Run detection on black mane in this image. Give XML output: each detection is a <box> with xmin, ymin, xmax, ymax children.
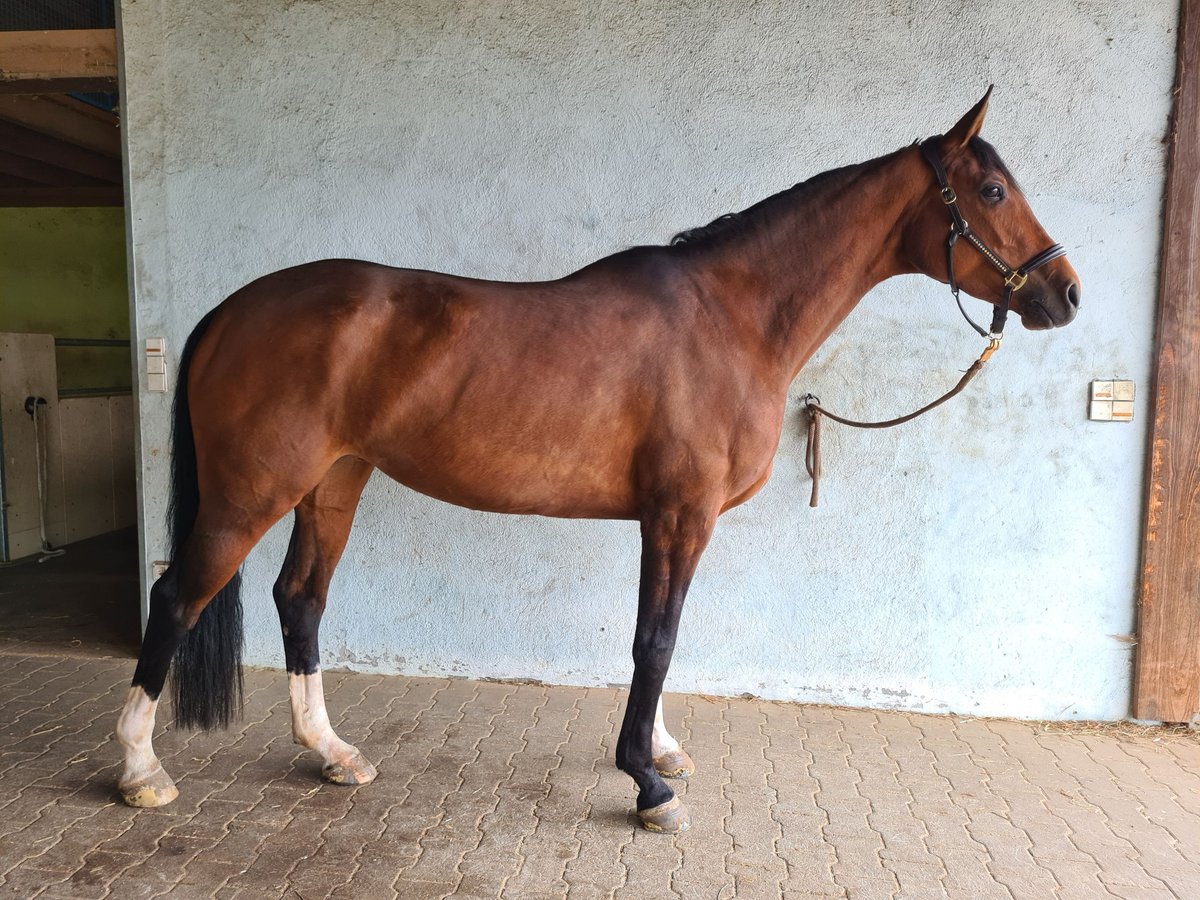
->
<box><xmin>668</xmin><ymin>138</ymin><xmax>1018</xmax><ymax>249</ymax></box>
<box><xmin>669</xmin><ymin>213</ymin><xmax>741</xmax><ymax>246</ymax></box>
<box><xmin>667</xmin><ymin>162</ymin><xmax>865</xmax><ymax>250</ymax></box>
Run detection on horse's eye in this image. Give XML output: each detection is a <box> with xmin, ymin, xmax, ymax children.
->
<box><xmin>981</xmin><ymin>183</ymin><xmax>1006</xmax><ymax>202</ymax></box>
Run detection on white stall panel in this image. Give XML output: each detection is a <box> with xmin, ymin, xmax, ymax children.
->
<box><xmin>0</xmin><ymin>333</ymin><xmax>59</xmax><ymax>561</ymax></box>
<box><xmin>109</xmin><ymin>395</ymin><xmax>137</xmax><ymax>529</ymax></box>
<box><xmin>60</xmin><ymin>397</ymin><xmax>116</xmax><ymax>543</ymax></box>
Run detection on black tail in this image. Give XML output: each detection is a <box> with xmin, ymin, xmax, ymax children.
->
<box><xmin>167</xmin><ymin>308</ymin><xmax>244</xmax><ymax>730</ymax></box>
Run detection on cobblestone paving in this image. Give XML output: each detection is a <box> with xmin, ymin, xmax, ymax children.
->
<box><xmin>1</xmin><ymin>651</ymin><xmax>1199</xmax><ymax>899</ymax></box>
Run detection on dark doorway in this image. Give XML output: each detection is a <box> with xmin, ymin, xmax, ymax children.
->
<box><xmin>0</xmin><ymin>527</ymin><xmax>139</xmax><ymax>657</ymax></box>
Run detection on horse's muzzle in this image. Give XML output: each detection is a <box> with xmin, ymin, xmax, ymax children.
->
<box><xmin>1023</xmin><ymin>281</ymin><xmax>1080</xmax><ymax>330</ymax></box>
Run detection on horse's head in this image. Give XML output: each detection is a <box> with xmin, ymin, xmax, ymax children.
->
<box><xmin>903</xmin><ymin>88</ymin><xmax>1080</xmax><ymax>332</ymax></box>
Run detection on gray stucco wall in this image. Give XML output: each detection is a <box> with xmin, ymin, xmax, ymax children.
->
<box><xmin>120</xmin><ymin>0</ymin><xmax>1177</xmax><ymax>719</ymax></box>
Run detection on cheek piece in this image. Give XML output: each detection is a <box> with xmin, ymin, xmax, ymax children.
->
<box><xmin>920</xmin><ymin>137</ymin><xmax>1067</xmax><ymax>339</ymax></box>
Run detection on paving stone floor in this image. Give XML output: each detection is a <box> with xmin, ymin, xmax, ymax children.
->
<box><xmin>1</xmin><ymin>651</ymin><xmax>1200</xmax><ymax>899</ymax></box>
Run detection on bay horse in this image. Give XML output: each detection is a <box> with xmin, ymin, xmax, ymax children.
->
<box><xmin>116</xmin><ymin>89</ymin><xmax>1079</xmax><ymax>833</ymax></box>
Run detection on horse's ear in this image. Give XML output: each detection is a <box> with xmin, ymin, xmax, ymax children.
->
<box><xmin>940</xmin><ymin>86</ymin><xmax>992</xmax><ymax>158</ymax></box>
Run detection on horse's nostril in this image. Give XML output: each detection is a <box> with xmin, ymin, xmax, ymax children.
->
<box><xmin>1067</xmin><ymin>283</ymin><xmax>1081</xmax><ymax>308</ymax></box>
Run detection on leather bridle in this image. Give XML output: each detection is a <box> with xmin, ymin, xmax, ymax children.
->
<box><xmin>801</xmin><ymin>137</ymin><xmax>1070</xmax><ymax>507</ymax></box>
<box><xmin>919</xmin><ymin>136</ymin><xmax>1067</xmax><ymax>341</ymax></box>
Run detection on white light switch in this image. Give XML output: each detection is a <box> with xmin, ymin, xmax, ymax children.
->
<box><xmin>1111</xmin><ymin>400</ymin><xmax>1134</xmax><ymax>422</ymax></box>
<box><xmin>1089</xmin><ymin>379</ymin><xmax>1134</xmax><ymax>422</ymax></box>
<box><xmin>146</xmin><ymin>338</ymin><xmax>168</xmax><ymax>393</ymax></box>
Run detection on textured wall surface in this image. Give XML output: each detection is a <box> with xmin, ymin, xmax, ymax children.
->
<box><xmin>120</xmin><ymin>0</ymin><xmax>1177</xmax><ymax>719</ymax></box>
<box><xmin>0</xmin><ymin>208</ymin><xmax>131</xmax><ymax>392</ymax></box>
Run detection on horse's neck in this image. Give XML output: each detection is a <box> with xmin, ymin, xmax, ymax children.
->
<box><xmin>698</xmin><ymin>147</ymin><xmax>923</xmax><ymax>384</ymax></box>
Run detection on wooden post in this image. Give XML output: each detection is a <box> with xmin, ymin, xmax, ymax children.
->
<box><xmin>1134</xmin><ymin>0</ymin><xmax>1200</xmax><ymax>723</ymax></box>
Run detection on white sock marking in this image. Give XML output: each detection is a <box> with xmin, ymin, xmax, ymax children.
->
<box><xmin>116</xmin><ymin>685</ymin><xmax>163</xmax><ymax>786</ymax></box>
<box><xmin>288</xmin><ymin>670</ymin><xmax>358</xmax><ymax>766</ymax></box>
<box><xmin>652</xmin><ymin>695</ymin><xmax>681</xmax><ymax>758</ymax></box>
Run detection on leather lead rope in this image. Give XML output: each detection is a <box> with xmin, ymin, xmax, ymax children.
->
<box><xmin>803</xmin><ymin>339</ymin><xmax>999</xmax><ymax>507</ymax></box>
<box><xmin>803</xmin><ymin>137</ymin><xmax>1067</xmax><ymax>508</ymax></box>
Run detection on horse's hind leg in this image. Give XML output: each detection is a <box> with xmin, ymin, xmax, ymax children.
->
<box><xmin>274</xmin><ymin>456</ymin><xmax>376</xmax><ymax>786</ymax></box>
<box><xmin>652</xmin><ymin>695</ymin><xmax>695</xmax><ymax>779</ymax></box>
<box><xmin>117</xmin><ymin>509</ymin><xmax>282</xmax><ymax>807</ymax></box>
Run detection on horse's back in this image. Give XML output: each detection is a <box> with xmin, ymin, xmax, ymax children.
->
<box><xmin>187</xmin><ymin>257</ymin><xmax>708</xmax><ymax>518</ymax></box>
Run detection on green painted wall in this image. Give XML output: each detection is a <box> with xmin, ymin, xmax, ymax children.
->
<box><xmin>0</xmin><ymin>207</ymin><xmax>131</xmax><ymax>393</ymax></box>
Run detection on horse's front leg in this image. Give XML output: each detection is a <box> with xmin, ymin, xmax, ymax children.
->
<box><xmin>616</xmin><ymin>503</ymin><xmax>716</xmax><ymax>833</ymax></box>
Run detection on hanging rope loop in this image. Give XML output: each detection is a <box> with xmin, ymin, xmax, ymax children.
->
<box><xmin>802</xmin><ymin>339</ymin><xmax>999</xmax><ymax>507</ymax></box>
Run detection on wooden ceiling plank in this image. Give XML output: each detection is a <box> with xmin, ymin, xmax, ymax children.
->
<box><xmin>0</xmin><ymin>173</ymin><xmax>43</xmax><ymax>188</ymax></box>
<box><xmin>0</xmin><ymin>95</ymin><xmax>119</xmax><ymax>157</ymax></box>
<box><xmin>0</xmin><ymin>29</ymin><xmax>118</xmax><ymax>94</ymax></box>
<box><xmin>0</xmin><ymin>185</ymin><xmax>122</xmax><ymax>207</ymax></box>
<box><xmin>0</xmin><ymin>119</ymin><xmax>121</xmax><ymax>183</ymax></box>
<box><xmin>0</xmin><ymin>148</ymin><xmax>109</xmax><ymax>186</ymax></box>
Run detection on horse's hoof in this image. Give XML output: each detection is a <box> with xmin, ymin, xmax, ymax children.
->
<box><xmin>322</xmin><ymin>751</ymin><xmax>377</xmax><ymax>785</ymax></box>
<box><xmin>638</xmin><ymin>795</ymin><xmax>691</xmax><ymax>834</ymax></box>
<box><xmin>654</xmin><ymin>748</ymin><xmax>695</xmax><ymax>779</ymax></box>
<box><xmin>119</xmin><ymin>766</ymin><xmax>179</xmax><ymax>808</ymax></box>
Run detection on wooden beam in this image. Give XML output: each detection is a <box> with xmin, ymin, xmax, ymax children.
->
<box><xmin>0</xmin><ymin>149</ymin><xmax>109</xmax><ymax>186</ymax></box>
<box><xmin>0</xmin><ymin>119</ymin><xmax>121</xmax><ymax>183</ymax></box>
<box><xmin>0</xmin><ymin>29</ymin><xmax>118</xmax><ymax>93</ymax></box>
<box><xmin>1134</xmin><ymin>0</ymin><xmax>1200</xmax><ymax>723</ymax></box>
<box><xmin>0</xmin><ymin>95</ymin><xmax>119</xmax><ymax>157</ymax></box>
<box><xmin>0</xmin><ymin>185</ymin><xmax>122</xmax><ymax>207</ymax></box>
<box><xmin>0</xmin><ymin>173</ymin><xmax>43</xmax><ymax>188</ymax></box>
